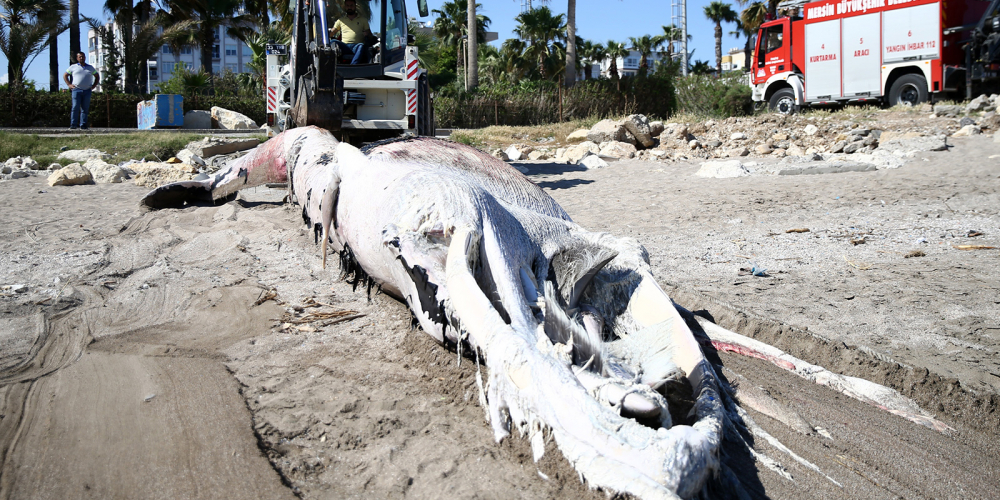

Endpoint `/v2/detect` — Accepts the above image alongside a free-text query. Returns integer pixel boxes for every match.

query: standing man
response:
[329,0,372,65]
[64,51,100,130]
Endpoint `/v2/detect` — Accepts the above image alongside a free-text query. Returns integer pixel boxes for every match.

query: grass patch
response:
[449,117,603,149]
[0,132,267,166]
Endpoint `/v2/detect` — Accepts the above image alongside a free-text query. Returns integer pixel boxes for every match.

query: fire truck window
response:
[766,26,784,54]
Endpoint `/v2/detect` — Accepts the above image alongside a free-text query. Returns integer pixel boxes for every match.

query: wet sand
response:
[0,133,998,499]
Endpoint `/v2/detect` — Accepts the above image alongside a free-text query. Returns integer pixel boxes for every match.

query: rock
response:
[183,110,213,129]
[554,148,566,160]
[598,141,637,159]
[649,121,664,138]
[4,157,21,168]
[8,171,29,179]
[727,147,750,157]
[185,137,260,158]
[862,135,879,147]
[527,150,549,161]
[176,149,206,166]
[688,140,702,150]
[579,155,609,169]
[622,114,655,148]
[648,150,667,158]
[787,144,806,156]
[491,149,509,161]
[843,142,863,154]
[695,160,751,178]
[57,149,109,163]
[130,162,197,188]
[730,132,747,141]
[952,124,982,137]
[47,163,61,171]
[849,128,870,136]
[566,129,589,142]
[505,145,525,161]
[84,159,128,183]
[959,116,976,127]
[0,165,10,174]
[47,163,93,186]
[772,148,787,158]
[211,106,257,129]
[165,157,181,164]
[966,94,991,113]
[878,134,948,154]
[804,124,819,135]
[830,141,847,153]
[704,140,722,148]
[879,131,922,142]
[587,119,629,144]
[772,133,788,141]
[661,123,689,142]
[754,144,773,155]
[563,141,600,164]
[933,104,962,117]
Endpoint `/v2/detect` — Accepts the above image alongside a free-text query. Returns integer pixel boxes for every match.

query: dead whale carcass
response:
[140,127,953,498]
[142,127,725,498]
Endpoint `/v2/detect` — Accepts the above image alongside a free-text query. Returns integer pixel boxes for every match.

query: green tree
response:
[431,0,489,84]
[84,16,122,91]
[740,2,767,70]
[239,21,289,94]
[604,39,627,88]
[690,59,713,75]
[578,39,604,80]
[660,23,690,62]
[162,0,256,76]
[513,6,565,81]
[704,1,738,75]
[628,34,664,75]
[0,0,65,89]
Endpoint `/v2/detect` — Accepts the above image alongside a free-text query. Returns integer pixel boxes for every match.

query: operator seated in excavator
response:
[329,0,374,64]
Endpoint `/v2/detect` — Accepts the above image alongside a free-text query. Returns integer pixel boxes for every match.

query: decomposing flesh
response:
[141,127,951,499]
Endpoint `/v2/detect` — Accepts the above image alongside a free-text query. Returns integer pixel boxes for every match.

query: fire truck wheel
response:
[888,74,928,106]
[768,88,796,115]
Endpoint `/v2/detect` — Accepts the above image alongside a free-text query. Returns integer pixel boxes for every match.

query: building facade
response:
[597,50,670,78]
[721,48,748,72]
[87,22,254,92]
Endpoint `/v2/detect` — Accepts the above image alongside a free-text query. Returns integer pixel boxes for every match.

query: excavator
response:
[265,0,434,143]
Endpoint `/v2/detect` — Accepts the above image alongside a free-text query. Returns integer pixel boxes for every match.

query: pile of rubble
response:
[496,94,1000,171]
[0,137,260,186]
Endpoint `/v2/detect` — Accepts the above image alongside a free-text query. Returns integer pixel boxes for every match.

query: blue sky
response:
[2,0,746,89]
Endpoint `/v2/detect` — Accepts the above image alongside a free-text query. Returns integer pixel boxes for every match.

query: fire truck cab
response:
[750,0,996,113]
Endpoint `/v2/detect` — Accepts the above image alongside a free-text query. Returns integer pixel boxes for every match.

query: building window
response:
[212,44,220,58]
[162,62,174,74]
[149,67,158,80]
[181,46,192,55]
[225,44,237,56]
[162,45,170,54]
[242,45,252,57]
[89,37,97,51]
[226,63,237,73]
[212,63,220,73]
[625,57,637,68]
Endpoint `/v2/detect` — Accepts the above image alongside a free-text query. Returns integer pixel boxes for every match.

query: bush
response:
[0,89,265,128]
[433,73,676,128]
[674,72,753,118]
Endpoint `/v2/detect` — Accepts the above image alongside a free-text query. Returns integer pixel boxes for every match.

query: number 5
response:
[860,37,864,44]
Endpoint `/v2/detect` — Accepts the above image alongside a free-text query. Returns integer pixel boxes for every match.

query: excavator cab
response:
[285,0,432,140]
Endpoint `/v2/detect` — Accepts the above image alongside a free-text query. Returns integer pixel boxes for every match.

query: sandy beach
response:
[1,127,998,499]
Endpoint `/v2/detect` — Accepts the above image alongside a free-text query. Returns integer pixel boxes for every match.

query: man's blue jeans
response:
[334,41,368,65]
[70,88,92,128]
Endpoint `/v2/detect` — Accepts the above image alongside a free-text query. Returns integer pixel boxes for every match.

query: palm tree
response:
[704,1,738,75]
[123,15,194,92]
[498,37,529,81]
[432,0,490,85]
[102,0,134,90]
[1,0,65,89]
[68,0,78,64]
[576,39,601,80]
[564,0,575,86]
[604,39,627,89]
[741,2,767,70]
[467,0,477,89]
[513,6,565,81]
[240,21,289,93]
[162,0,256,76]
[628,34,664,75]
[690,59,713,75]
[43,0,66,91]
[660,23,691,62]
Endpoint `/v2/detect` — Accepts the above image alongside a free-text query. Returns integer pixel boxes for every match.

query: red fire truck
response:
[750,0,1000,113]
